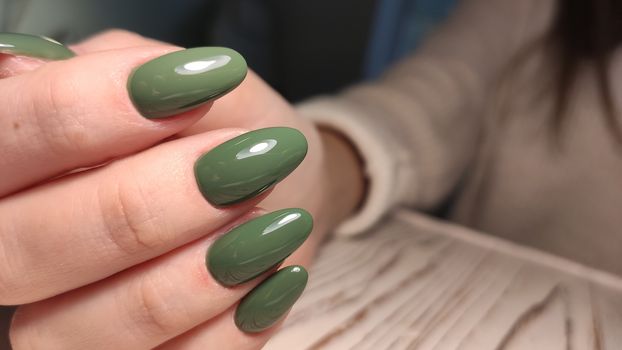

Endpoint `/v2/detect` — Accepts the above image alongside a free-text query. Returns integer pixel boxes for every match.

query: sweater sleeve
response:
[298,0,554,236]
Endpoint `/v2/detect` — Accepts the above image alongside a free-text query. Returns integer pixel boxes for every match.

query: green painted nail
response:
[207,208,313,286]
[0,32,75,60]
[127,47,247,119]
[194,127,308,206]
[235,265,308,333]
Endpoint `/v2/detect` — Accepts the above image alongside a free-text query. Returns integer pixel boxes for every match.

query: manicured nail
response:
[0,32,75,60]
[127,47,247,119]
[194,127,308,206]
[235,265,308,333]
[207,208,313,286]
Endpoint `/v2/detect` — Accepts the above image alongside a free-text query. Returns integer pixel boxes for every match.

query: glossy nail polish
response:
[194,127,308,206]
[127,47,247,119]
[235,265,308,333]
[207,208,313,286]
[0,32,74,60]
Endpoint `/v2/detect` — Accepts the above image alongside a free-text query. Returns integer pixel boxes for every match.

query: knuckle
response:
[96,29,146,43]
[32,72,90,154]
[98,176,168,255]
[130,273,185,335]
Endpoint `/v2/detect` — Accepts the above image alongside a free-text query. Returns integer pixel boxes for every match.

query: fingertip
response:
[0,54,46,78]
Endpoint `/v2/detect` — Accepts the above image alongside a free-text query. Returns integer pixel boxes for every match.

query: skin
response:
[1,29,364,349]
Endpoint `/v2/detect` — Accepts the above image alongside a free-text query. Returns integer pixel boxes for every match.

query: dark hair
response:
[549,0,622,142]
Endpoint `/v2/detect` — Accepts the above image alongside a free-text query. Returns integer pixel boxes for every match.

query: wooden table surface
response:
[264,210,622,350]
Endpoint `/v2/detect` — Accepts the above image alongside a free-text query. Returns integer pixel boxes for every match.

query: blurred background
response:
[0,0,456,102]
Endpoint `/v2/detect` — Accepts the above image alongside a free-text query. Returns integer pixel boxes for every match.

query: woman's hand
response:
[2,30,313,349]
[179,71,366,266]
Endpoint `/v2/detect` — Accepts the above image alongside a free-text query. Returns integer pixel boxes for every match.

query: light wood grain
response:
[265,210,622,350]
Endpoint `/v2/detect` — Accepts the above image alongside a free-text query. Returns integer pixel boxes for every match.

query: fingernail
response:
[0,33,75,60]
[194,127,308,206]
[235,265,308,333]
[207,208,313,286]
[128,47,247,119]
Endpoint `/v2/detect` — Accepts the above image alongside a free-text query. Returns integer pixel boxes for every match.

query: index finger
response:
[0,43,246,197]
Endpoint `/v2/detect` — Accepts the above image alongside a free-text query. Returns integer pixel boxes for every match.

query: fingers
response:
[0,127,308,304]
[0,33,74,60]
[0,43,247,196]
[178,71,293,134]
[0,30,162,79]
[178,70,327,237]
[10,215,309,350]
[9,213,266,350]
[0,55,46,78]
[0,32,74,78]
[156,307,281,350]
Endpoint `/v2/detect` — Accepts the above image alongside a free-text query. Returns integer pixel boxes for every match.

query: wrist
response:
[318,127,366,231]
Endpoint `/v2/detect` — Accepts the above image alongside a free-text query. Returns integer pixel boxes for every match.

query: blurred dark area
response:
[211,0,376,101]
[1,0,376,102]
[1,0,455,102]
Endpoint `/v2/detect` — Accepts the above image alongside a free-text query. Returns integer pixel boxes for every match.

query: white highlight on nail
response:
[40,36,62,45]
[236,139,277,159]
[249,142,270,153]
[174,55,231,75]
[262,213,302,235]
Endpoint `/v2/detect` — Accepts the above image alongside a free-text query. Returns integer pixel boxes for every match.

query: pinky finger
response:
[158,266,308,350]
[156,306,281,350]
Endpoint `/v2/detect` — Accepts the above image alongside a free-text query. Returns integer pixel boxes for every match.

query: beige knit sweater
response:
[299,0,622,276]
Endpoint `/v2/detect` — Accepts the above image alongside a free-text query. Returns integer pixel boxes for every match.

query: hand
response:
[1,30,314,349]
[179,71,366,266]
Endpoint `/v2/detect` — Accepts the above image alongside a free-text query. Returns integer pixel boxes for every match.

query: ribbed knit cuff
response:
[297,97,415,236]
